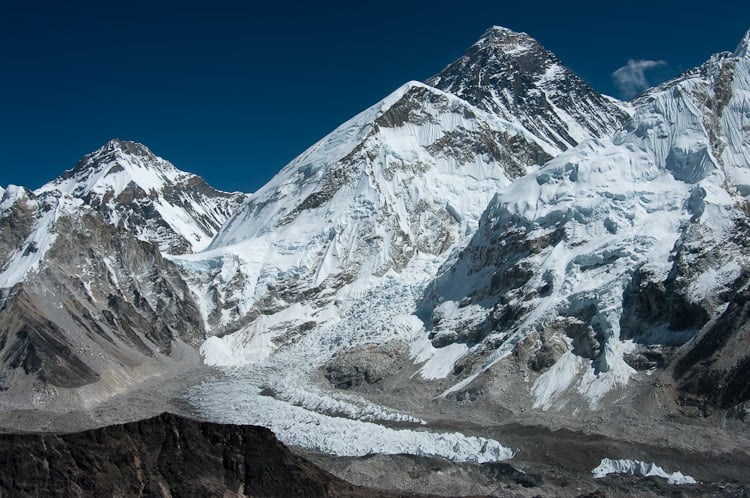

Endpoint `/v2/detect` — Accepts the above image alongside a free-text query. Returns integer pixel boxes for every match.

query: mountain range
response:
[1,25,749,496]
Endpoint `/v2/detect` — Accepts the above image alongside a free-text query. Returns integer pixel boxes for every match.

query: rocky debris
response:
[0,412,426,498]
[479,462,543,488]
[325,342,407,390]
[299,450,549,497]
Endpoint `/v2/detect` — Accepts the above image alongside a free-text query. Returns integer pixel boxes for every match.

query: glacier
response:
[592,458,698,485]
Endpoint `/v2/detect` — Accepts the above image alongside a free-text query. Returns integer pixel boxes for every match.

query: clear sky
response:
[2,1,748,194]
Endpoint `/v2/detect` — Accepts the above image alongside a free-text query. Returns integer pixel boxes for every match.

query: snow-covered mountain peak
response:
[40,139,182,199]
[426,27,628,152]
[475,26,536,54]
[32,139,246,255]
[429,26,553,89]
[734,28,750,58]
[106,137,153,157]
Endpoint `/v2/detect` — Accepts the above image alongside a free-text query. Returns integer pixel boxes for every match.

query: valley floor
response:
[1,263,748,497]
[0,358,748,497]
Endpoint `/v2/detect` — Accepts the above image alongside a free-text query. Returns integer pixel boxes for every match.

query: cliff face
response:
[0,412,418,498]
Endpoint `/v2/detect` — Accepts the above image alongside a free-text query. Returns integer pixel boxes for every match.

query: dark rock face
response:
[427,27,627,151]
[325,343,406,390]
[0,188,36,272]
[421,202,567,349]
[673,279,750,413]
[0,413,415,497]
[1,292,100,389]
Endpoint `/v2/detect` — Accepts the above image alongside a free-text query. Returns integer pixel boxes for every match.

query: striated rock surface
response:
[0,195,205,409]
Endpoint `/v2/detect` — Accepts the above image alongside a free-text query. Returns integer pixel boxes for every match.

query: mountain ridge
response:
[0,412,423,498]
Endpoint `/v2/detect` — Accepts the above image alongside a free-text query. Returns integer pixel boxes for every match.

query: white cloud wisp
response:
[612,59,668,99]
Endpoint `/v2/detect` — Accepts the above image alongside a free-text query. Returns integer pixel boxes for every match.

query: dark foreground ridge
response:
[0,412,425,497]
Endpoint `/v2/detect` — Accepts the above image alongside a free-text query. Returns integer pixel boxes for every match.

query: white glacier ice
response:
[592,458,698,485]
[188,257,515,462]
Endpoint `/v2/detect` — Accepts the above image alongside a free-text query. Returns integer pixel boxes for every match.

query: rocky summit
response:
[1,26,749,497]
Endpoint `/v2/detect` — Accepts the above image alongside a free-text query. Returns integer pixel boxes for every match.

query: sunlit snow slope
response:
[177,81,557,342]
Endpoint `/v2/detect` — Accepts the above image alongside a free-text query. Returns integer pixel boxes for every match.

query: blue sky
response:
[2,1,748,193]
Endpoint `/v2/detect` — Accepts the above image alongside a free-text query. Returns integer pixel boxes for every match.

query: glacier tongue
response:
[192,374,514,463]
[188,255,514,462]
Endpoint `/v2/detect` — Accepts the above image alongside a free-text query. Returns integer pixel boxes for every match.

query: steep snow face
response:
[182,82,553,333]
[420,37,750,410]
[37,139,245,255]
[427,26,629,152]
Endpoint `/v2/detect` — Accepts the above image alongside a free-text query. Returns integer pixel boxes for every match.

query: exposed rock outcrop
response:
[0,413,422,497]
